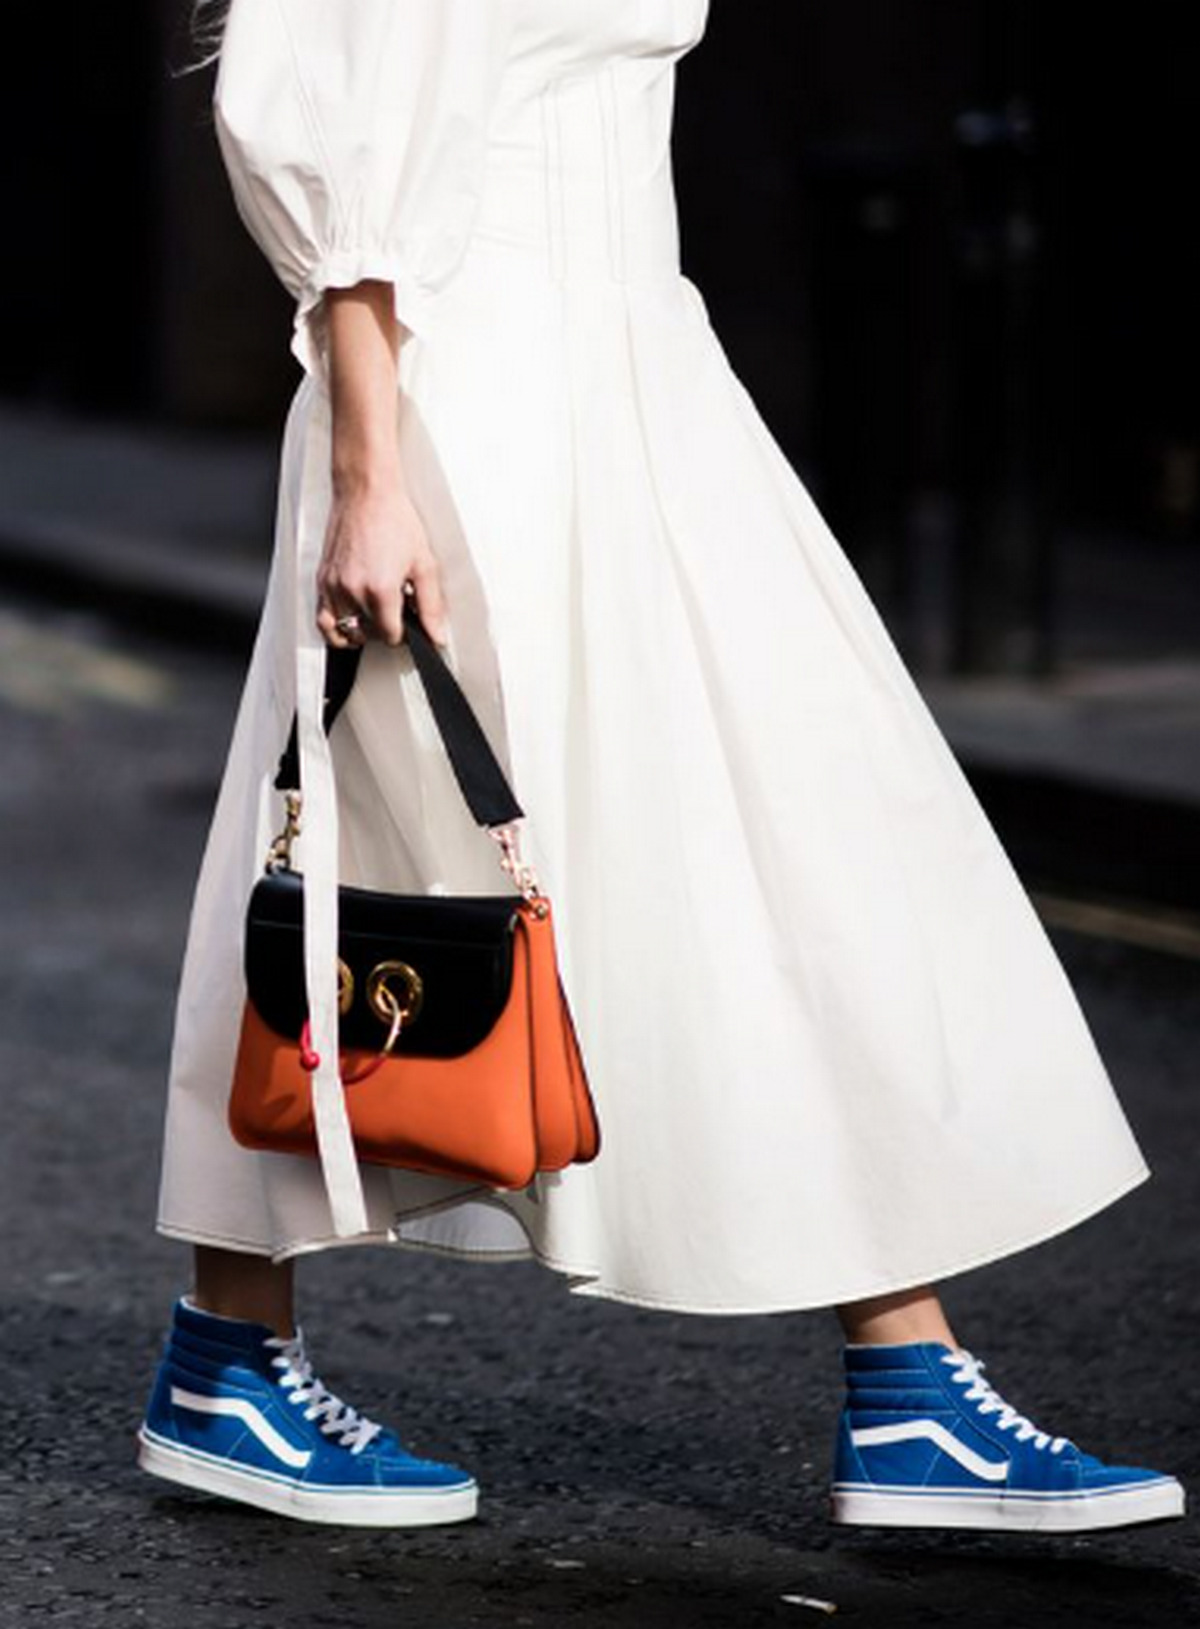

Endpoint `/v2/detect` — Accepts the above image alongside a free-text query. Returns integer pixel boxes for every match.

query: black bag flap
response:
[244,868,521,1057]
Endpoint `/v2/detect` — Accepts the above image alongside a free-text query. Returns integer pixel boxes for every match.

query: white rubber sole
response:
[137,1426,479,1528]
[831,1477,1186,1534]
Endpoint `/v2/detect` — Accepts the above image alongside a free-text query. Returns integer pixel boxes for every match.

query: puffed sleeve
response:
[212,0,513,380]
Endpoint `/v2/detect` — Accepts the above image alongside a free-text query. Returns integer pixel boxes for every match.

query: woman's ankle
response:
[834,1283,958,1349]
[192,1245,297,1339]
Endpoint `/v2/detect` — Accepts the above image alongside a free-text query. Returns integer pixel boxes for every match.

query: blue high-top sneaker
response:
[831,1342,1185,1533]
[137,1298,477,1526]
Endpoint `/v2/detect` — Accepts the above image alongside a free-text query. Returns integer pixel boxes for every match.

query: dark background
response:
[5,0,1198,678]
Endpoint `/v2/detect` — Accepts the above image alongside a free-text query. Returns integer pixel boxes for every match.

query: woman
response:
[139,0,1185,1532]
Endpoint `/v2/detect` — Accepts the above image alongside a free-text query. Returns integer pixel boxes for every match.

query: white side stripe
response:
[851,1419,1010,1483]
[170,1386,312,1470]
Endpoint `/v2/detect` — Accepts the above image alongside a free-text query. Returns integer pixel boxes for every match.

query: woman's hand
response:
[317,278,448,651]
[316,469,447,649]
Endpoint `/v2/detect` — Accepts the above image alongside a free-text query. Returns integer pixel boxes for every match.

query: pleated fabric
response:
[156,0,1150,1313]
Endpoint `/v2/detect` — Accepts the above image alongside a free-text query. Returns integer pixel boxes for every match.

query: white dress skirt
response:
[156,0,1150,1313]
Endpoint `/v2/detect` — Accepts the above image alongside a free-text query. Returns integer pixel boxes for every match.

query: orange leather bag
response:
[228,599,600,1191]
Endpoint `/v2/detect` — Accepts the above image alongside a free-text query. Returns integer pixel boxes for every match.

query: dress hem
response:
[154,1156,1151,1318]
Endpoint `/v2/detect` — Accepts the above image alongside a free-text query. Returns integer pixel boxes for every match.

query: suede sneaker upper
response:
[137,1298,477,1527]
[830,1340,1185,1533]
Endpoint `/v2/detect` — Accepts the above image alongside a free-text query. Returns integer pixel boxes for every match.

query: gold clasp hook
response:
[266,789,303,873]
[488,822,549,918]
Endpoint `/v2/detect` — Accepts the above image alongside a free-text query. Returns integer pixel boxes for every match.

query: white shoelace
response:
[264,1329,383,1455]
[942,1348,1069,1453]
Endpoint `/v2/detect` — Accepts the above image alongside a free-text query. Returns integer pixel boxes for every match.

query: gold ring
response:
[367,960,424,1029]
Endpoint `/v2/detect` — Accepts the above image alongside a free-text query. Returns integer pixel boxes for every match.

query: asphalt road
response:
[1,594,1197,1628]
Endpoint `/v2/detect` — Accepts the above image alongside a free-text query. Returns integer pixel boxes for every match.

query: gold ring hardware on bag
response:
[338,960,425,1086]
[367,960,424,1029]
[337,958,354,1016]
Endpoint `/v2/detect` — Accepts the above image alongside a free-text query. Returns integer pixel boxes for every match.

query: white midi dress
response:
[156,0,1151,1314]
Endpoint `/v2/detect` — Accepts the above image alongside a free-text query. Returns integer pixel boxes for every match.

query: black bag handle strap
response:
[274,595,524,830]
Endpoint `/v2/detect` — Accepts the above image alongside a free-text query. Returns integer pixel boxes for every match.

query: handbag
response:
[228,594,600,1192]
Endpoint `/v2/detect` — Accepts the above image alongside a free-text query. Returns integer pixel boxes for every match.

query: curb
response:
[958,761,1200,920]
[0,521,265,654]
[3,527,1197,924]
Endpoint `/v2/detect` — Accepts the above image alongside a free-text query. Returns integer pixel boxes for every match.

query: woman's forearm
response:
[316,281,447,649]
[325,281,407,496]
